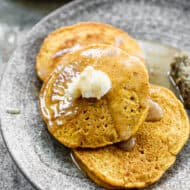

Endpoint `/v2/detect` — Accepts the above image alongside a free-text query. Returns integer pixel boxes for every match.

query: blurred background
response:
[0,1,70,189]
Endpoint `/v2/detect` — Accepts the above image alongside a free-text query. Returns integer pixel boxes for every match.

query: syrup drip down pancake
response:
[39,44,149,148]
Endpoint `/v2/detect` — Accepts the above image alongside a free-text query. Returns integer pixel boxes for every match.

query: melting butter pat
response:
[66,66,112,99]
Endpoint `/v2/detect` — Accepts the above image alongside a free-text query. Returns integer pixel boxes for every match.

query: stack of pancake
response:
[37,22,189,189]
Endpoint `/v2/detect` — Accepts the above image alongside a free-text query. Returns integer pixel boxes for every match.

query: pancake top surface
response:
[36,22,144,81]
[74,85,190,188]
[39,44,149,148]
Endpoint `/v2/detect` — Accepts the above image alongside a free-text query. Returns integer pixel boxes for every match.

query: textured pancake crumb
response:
[36,22,144,81]
[39,44,149,148]
[73,85,190,189]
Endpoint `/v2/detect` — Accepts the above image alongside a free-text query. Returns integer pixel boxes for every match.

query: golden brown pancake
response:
[39,44,149,148]
[36,22,144,81]
[73,85,190,189]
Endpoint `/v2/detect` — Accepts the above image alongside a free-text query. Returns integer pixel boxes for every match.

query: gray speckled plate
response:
[1,0,190,189]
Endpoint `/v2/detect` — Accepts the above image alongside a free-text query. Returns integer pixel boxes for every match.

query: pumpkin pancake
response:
[36,22,144,81]
[39,44,149,148]
[73,85,190,189]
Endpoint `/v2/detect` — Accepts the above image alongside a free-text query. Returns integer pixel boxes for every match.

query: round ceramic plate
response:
[1,0,190,189]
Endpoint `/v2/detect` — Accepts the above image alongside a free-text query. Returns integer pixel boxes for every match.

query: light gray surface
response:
[0,0,190,190]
